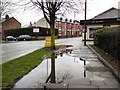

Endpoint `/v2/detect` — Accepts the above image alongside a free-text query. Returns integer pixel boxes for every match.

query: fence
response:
[4,27,58,37]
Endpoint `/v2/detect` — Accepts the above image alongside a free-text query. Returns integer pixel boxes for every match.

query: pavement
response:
[13,40,120,89]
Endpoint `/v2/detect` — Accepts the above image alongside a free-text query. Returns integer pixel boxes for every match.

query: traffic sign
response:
[45,37,51,47]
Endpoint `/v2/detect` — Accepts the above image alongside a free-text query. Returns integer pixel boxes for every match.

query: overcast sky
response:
[11,0,120,26]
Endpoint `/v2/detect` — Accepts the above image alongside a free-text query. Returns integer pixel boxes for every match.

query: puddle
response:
[14,47,116,88]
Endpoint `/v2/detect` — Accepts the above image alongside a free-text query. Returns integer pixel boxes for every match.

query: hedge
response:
[94,26,120,60]
[4,27,58,37]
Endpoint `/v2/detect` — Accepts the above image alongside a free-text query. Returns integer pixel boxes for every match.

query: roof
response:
[92,7,119,20]
[80,18,120,25]
[3,17,21,25]
[80,7,120,25]
[35,17,50,28]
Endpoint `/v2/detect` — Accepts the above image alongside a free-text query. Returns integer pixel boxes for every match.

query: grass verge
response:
[2,45,61,89]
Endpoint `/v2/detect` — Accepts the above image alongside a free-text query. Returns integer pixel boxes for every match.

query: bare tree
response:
[29,0,83,83]
[29,0,83,50]
[0,0,17,20]
[19,0,83,83]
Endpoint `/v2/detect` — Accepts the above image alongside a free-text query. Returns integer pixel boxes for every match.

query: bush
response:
[94,26,120,60]
[4,27,58,37]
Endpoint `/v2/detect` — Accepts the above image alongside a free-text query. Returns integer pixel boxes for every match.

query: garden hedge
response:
[4,27,58,37]
[94,26,120,60]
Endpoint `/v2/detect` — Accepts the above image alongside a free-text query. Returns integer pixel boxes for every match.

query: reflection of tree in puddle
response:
[56,71,73,83]
[45,46,74,84]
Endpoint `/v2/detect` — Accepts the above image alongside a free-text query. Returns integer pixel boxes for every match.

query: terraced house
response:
[56,18,82,38]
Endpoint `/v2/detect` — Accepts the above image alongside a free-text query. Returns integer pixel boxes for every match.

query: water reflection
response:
[44,51,85,83]
[44,47,109,84]
[14,46,113,88]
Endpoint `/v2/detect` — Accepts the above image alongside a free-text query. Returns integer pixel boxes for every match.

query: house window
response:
[89,27,102,38]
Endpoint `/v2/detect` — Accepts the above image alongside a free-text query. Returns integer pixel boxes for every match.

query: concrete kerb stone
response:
[87,45,120,82]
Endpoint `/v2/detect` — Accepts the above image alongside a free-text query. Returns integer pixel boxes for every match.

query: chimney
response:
[5,14,9,20]
[30,22,32,27]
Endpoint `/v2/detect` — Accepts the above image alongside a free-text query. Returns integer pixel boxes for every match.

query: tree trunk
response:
[50,19,56,50]
[50,15,56,83]
[50,52,56,83]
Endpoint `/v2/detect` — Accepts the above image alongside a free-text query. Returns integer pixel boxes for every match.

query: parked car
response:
[6,36,16,41]
[17,35,32,41]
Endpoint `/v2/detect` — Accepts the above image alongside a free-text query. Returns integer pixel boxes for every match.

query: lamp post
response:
[60,17,62,38]
[70,19,72,37]
[84,0,87,46]
[65,18,68,37]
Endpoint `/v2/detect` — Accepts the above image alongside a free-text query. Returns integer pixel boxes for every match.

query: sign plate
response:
[45,37,51,47]
[33,28,39,32]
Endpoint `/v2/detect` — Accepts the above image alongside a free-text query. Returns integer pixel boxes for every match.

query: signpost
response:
[33,28,39,40]
[45,37,51,47]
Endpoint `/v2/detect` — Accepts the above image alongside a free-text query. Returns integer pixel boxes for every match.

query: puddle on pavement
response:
[42,52,108,83]
[14,47,113,88]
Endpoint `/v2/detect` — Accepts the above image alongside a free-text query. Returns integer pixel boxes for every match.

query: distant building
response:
[31,17,82,38]
[56,19,82,37]
[80,7,120,40]
[2,15,21,40]
[35,17,50,28]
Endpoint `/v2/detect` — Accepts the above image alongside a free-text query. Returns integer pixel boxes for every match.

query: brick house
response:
[2,15,21,40]
[56,19,82,38]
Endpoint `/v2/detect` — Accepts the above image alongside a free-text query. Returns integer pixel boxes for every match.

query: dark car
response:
[17,35,32,41]
[6,36,16,41]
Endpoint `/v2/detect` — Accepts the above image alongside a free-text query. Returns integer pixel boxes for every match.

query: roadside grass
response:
[2,45,61,89]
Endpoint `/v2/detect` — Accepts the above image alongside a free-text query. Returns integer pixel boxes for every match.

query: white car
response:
[6,36,16,41]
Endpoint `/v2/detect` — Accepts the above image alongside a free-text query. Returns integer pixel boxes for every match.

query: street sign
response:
[33,28,39,32]
[45,37,51,47]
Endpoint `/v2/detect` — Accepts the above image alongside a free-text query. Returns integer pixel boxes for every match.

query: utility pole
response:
[0,1,1,20]
[84,0,87,46]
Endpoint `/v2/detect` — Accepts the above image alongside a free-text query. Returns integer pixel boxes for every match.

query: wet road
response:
[2,41,45,64]
[1,37,82,64]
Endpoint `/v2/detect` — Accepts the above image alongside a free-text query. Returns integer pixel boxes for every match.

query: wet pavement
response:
[13,39,119,89]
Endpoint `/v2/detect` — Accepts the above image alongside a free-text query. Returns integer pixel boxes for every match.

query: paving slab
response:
[92,72,104,76]
[90,80,106,86]
[85,67,108,72]
[104,78,119,86]
[86,71,94,78]
[68,84,98,89]
[63,78,91,85]
[100,71,115,78]
[98,85,119,89]
[39,83,68,89]
[88,61,105,67]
